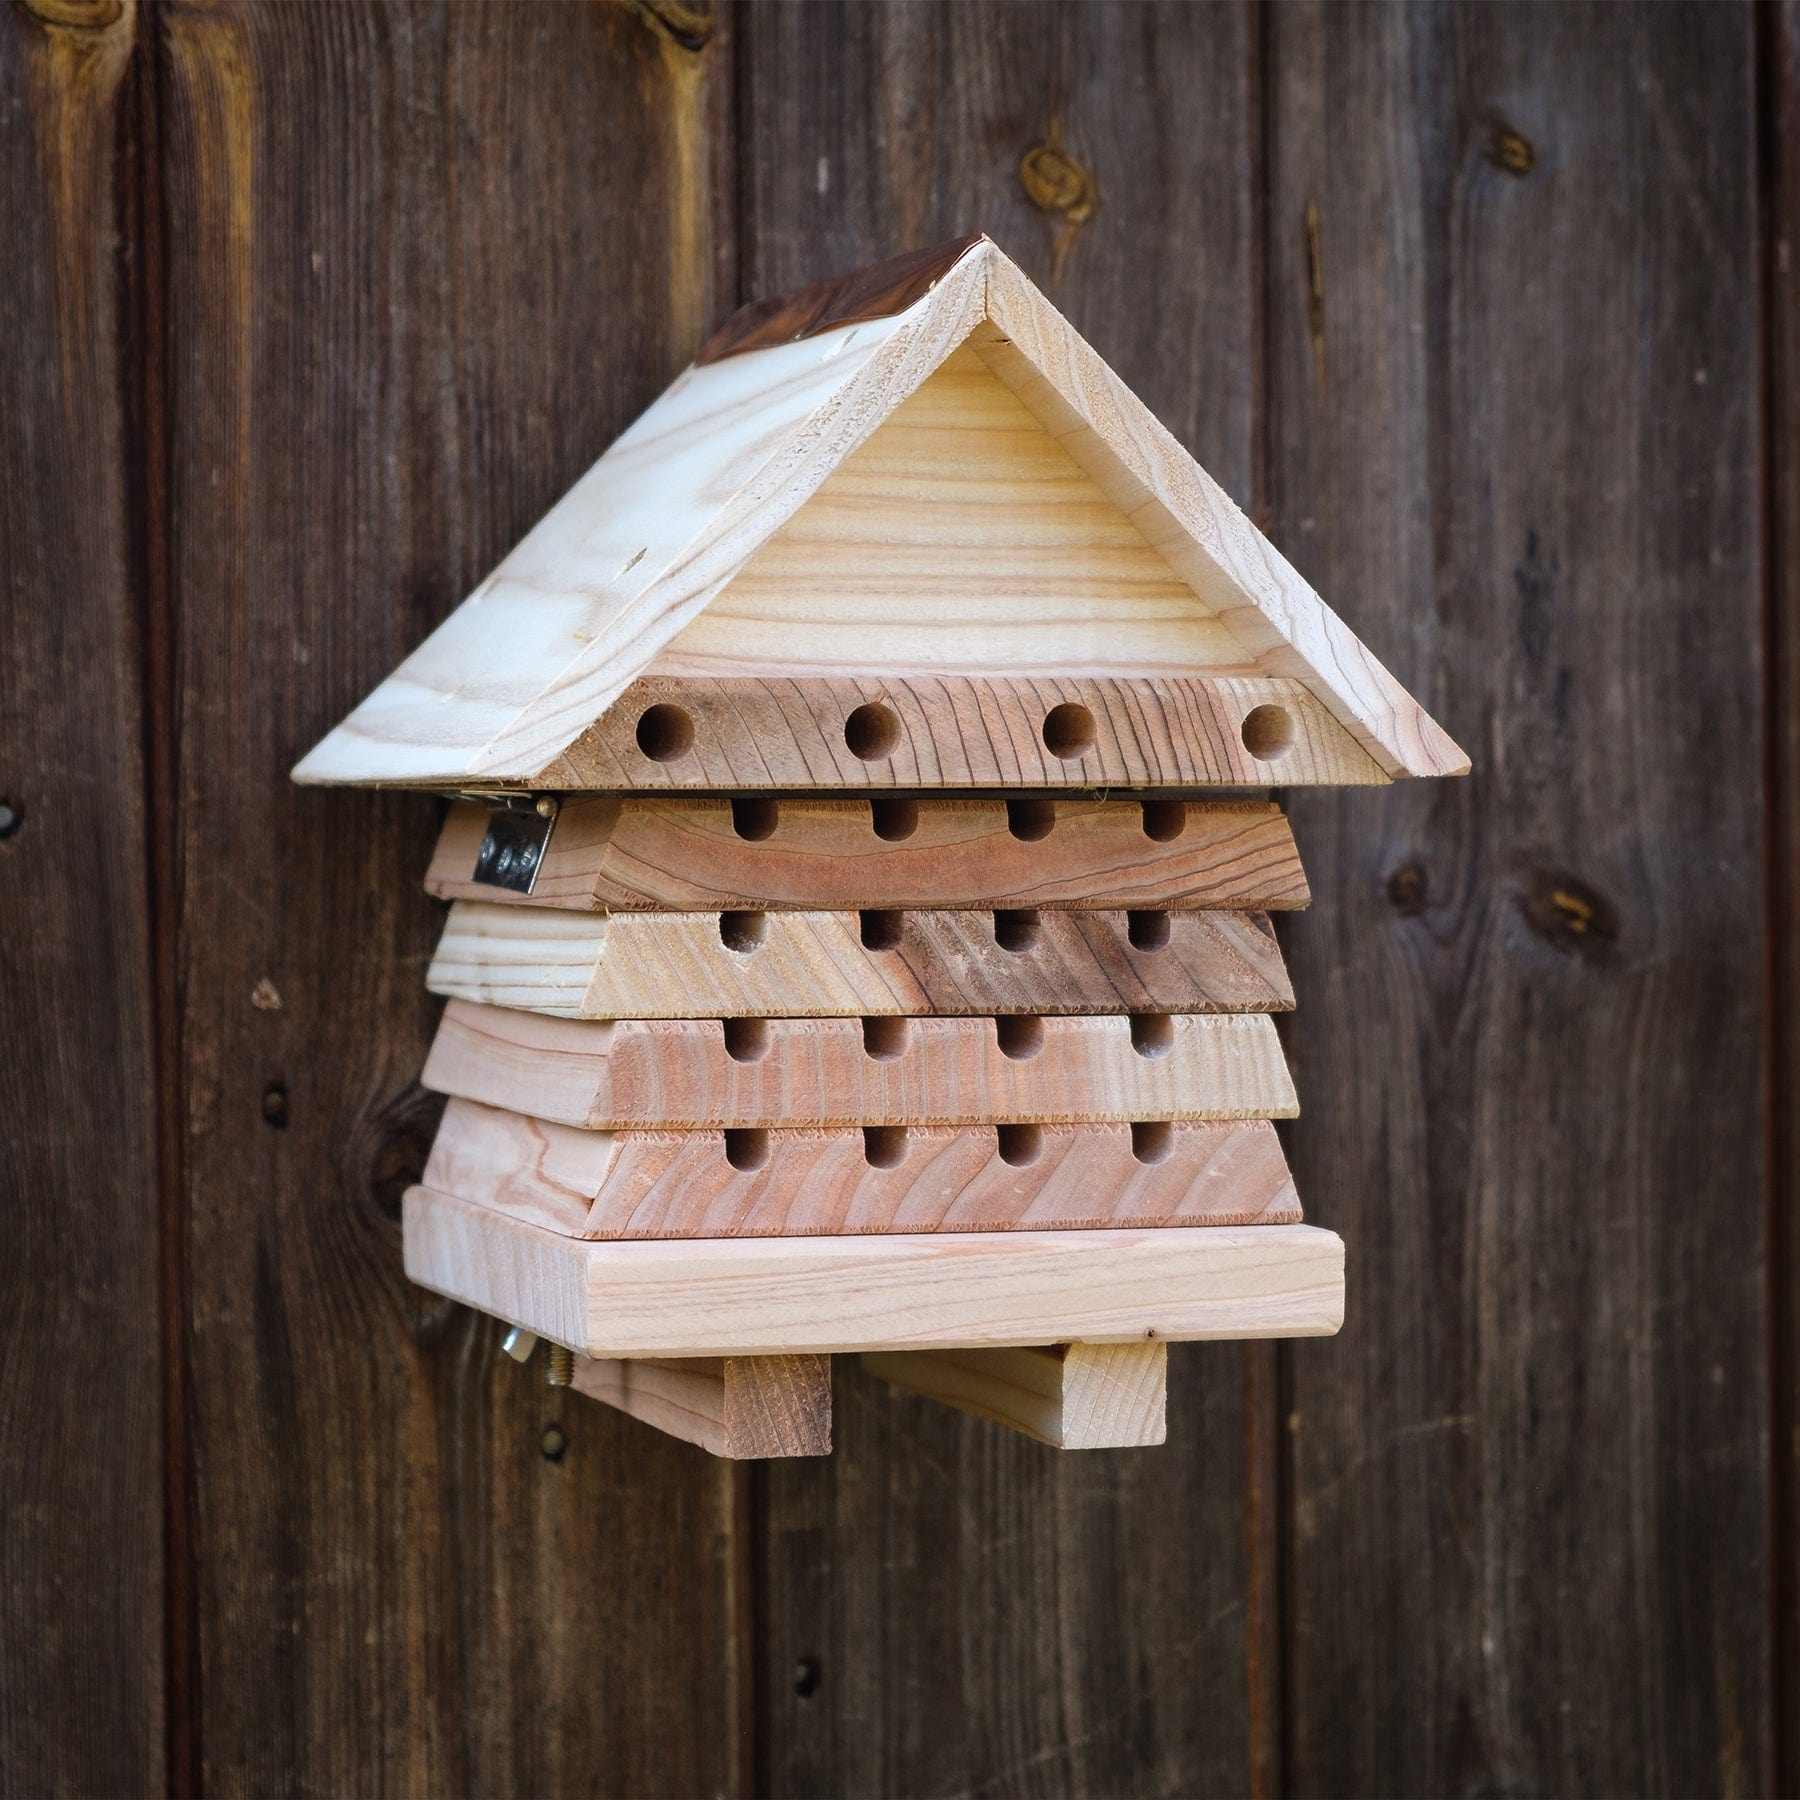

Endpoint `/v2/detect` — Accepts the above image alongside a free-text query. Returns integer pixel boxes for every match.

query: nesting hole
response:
[731,797,779,841]
[1241,704,1296,762]
[995,1016,1045,1060]
[1007,799,1056,842]
[870,798,919,842]
[724,1128,770,1172]
[635,703,694,762]
[862,1016,909,1061]
[719,910,768,953]
[994,909,1041,952]
[1042,702,1096,759]
[863,1126,908,1169]
[1131,1121,1175,1164]
[997,1123,1043,1167]
[845,702,900,761]
[1141,800,1186,842]
[861,909,905,951]
[723,1017,771,1063]
[1128,909,1172,951]
[1130,1014,1175,1058]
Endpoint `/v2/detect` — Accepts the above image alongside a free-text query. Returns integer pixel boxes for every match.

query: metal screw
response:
[545,1343,573,1387]
[501,1326,538,1363]
[534,795,559,819]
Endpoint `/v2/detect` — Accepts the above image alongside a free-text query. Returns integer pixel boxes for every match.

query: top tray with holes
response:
[429,795,1310,912]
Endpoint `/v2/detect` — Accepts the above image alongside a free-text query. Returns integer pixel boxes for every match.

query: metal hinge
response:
[447,792,560,895]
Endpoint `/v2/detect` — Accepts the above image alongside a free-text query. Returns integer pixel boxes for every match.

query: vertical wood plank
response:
[1766,4,1800,1786]
[151,3,739,1788]
[1269,5,1771,1793]
[0,4,167,1790]
[736,6,1263,1792]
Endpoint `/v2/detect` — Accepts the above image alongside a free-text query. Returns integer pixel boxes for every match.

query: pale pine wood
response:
[294,237,1462,788]
[647,342,1258,678]
[402,1185,1347,1356]
[421,1098,1301,1237]
[426,902,1293,1017]
[861,1342,1167,1448]
[421,1002,1298,1129]
[571,1354,832,1459]
[427,796,1311,911]
[542,673,1387,789]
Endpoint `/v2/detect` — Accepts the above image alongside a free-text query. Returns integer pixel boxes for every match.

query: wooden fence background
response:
[3,1,1794,1793]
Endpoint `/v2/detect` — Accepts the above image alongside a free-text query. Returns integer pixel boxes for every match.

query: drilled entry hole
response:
[863,1126,908,1169]
[1042,702,1096,759]
[724,1128,770,1172]
[994,909,1041,952]
[845,702,900,761]
[997,1123,1042,1167]
[723,1017,771,1063]
[635,703,694,762]
[1128,909,1171,951]
[861,909,904,951]
[1131,1121,1175,1164]
[1130,1014,1175,1058]
[1006,799,1055,842]
[870,798,919,842]
[720,910,768,953]
[862,1016,908,1060]
[1241,704,1296,762]
[995,1015,1045,1060]
[1141,800,1186,842]
[732,797,779,840]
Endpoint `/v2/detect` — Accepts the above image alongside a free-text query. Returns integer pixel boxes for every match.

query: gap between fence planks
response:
[422,1002,1298,1128]
[544,674,1385,790]
[427,902,1293,1018]
[571,1353,832,1458]
[422,1099,1301,1238]
[427,795,1311,912]
[862,1342,1168,1448]
[402,1185,1346,1356]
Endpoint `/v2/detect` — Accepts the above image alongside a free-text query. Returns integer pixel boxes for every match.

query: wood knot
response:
[1020,139,1097,224]
[1385,863,1429,917]
[1484,122,1537,177]
[1515,867,1618,960]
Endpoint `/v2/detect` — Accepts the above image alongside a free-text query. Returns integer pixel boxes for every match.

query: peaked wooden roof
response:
[295,235,1466,787]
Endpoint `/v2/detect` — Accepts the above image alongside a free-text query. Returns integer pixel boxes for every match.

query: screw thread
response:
[545,1343,573,1387]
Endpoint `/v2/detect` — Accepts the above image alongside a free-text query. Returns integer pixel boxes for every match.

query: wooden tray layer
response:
[422,1001,1298,1129]
[428,902,1292,1018]
[403,1186,1346,1356]
[428,795,1310,912]
[539,674,1388,789]
[423,1099,1301,1239]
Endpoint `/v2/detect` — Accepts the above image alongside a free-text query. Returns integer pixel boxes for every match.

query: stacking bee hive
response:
[297,235,1465,1459]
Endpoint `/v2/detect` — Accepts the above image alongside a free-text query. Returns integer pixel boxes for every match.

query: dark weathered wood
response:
[1269,6,1771,1794]
[735,5,1264,1793]
[152,3,740,1789]
[0,5,167,1791]
[1768,4,1800,1785]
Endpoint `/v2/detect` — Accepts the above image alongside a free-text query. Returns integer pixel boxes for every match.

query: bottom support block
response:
[404,1185,1344,1356]
[862,1342,1167,1448]
[572,1354,831,1458]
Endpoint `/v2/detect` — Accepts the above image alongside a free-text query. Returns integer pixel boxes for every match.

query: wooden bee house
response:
[296,234,1466,1459]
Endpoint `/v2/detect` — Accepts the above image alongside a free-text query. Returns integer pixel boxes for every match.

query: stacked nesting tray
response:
[404,786,1342,1454]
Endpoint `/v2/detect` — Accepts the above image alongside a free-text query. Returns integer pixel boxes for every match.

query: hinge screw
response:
[545,1343,573,1387]
[534,795,559,819]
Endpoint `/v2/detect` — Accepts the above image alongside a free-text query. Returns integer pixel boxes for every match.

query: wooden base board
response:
[422,1001,1298,1129]
[427,795,1310,912]
[428,901,1292,1018]
[423,1099,1301,1238]
[571,1353,831,1458]
[539,674,1389,789]
[862,1342,1167,1448]
[403,1185,1346,1356]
